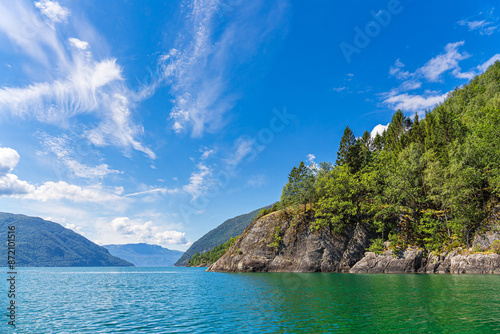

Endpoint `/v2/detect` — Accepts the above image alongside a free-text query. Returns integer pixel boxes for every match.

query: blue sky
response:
[0,0,499,250]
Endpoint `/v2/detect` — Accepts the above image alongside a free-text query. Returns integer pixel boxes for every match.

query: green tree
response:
[336,126,363,173]
[281,161,315,208]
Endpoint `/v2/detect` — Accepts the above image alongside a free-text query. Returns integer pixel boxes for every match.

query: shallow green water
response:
[1,267,499,333]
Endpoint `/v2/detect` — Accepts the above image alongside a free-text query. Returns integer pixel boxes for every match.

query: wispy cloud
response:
[418,41,471,82]
[38,132,121,179]
[157,0,290,136]
[0,0,155,159]
[225,137,255,167]
[125,188,179,197]
[183,163,212,200]
[382,91,448,113]
[382,42,500,113]
[458,8,498,36]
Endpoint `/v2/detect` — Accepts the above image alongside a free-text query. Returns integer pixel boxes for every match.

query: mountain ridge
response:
[104,243,183,267]
[0,212,133,267]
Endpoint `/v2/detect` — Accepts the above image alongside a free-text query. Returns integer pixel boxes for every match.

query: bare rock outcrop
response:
[207,211,372,273]
[350,250,500,274]
[208,207,500,274]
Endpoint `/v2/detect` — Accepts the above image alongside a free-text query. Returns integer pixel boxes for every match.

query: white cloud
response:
[34,0,70,23]
[382,43,500,113]
[307,153,316,163]
[183,163,212,200]
[0,146,123,202]
[125,188,179,197]
[68,37,89,51]
[370,124,389,138]
[0,147,20,174]
[200,147,216,160]
[39,133,121,179]
[458,18,498,36]
[65,223,82,234]
[477,54,500,72]
[22,181,122,202]
[109,217,188,246]
[0,174,35,196]
[86,93,156,159]
[226,138,255,167]
[418,41,470,82]
[0,1,155,159]
[383,92,448,113]
[157,0,290,136]
[332,86,346,92]
[389,59,411,80]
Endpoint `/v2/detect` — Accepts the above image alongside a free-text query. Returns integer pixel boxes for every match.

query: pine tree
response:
[336,126,362,173]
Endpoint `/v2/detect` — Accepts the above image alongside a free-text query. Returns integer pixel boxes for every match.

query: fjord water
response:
[1,267,499,333]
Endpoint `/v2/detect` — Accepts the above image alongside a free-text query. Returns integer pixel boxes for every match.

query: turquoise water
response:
[1,267,499,333]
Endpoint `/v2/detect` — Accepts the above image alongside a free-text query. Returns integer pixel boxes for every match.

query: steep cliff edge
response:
[207,210,373,272]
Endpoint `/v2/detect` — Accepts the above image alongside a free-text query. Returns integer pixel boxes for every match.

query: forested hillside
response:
[278,61,500,253]
[0,213,133,267]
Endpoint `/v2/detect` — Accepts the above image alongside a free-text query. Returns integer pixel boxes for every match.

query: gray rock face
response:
[473,204,500,250]
[350,250,500,274]
[350,250,425,274]
[207,211,372,273]
[208,208,500,274]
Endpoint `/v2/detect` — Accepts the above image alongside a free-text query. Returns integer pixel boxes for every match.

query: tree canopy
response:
[280,61,500,251]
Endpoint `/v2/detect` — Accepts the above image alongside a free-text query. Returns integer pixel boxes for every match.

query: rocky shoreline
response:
[350,250,500,274]
[207,210,500,274]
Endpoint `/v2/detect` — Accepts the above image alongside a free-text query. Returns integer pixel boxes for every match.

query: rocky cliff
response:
[208,208,500,274]
[207,210,373,272]
[350,250,500,274]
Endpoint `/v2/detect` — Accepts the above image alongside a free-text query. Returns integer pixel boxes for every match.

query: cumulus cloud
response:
[0,147,33,195]
[0,174,35,196]
[110,217,188,246]
[370,124,389,138]
[0,146,123,202]
[0,147,20,174]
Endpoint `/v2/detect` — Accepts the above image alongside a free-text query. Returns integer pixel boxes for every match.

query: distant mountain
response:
[103,243,183,267]
[0,212,133,267]
[174,205,270,266]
